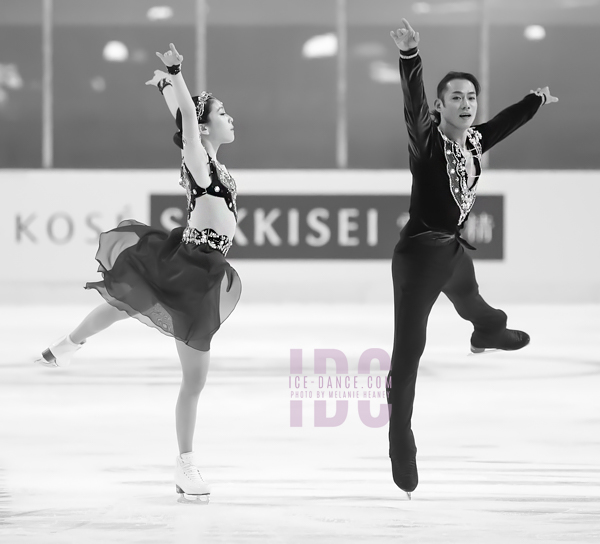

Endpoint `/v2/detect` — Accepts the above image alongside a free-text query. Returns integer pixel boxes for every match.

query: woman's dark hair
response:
[173,95,217,149]
[430,71,481,125]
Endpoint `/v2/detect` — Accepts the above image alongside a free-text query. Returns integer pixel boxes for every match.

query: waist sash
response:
[182,226,233,256]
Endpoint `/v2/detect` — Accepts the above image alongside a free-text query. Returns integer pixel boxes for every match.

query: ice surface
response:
[1,302,599,543]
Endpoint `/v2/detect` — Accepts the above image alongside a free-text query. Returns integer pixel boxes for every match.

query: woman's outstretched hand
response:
[530,86,559,105]
[390,19,420,51]
[145,69,170,87]
[156,43,183,68]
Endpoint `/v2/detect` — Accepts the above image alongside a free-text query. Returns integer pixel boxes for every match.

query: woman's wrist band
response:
[167,64,181,75]
[157,78,172,94]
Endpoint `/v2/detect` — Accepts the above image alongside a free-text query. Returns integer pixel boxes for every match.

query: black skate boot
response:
[391,456,418,499]
[470,328,530,354]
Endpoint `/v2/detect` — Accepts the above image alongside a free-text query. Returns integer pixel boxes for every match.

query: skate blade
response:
[406,492,412,500]
[469,345,499,355]
[176,486,210,504]
[34,349,59,367]
[176,493,210,504]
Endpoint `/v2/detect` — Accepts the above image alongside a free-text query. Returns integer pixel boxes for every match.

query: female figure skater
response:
[35,43,242,503]
[387,19,557,498]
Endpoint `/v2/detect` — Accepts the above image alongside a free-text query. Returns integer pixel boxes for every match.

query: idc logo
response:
[289,348,391,428]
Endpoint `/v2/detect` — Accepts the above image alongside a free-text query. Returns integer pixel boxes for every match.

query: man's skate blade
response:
[469,343,530,355]
[406,492,412,500]
[469,345,499,355]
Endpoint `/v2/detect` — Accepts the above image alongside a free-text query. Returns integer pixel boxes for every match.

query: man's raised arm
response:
[391,19,431,161]
[477,86,558,154]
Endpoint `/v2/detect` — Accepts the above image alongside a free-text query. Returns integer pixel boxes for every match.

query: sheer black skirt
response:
[84,219,241,352]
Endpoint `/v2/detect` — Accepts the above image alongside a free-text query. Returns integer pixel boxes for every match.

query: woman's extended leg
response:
[36,302,131,367]
[69,302,131,344]
[174,339,210,454]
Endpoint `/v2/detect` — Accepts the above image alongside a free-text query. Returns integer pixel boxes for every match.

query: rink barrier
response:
[1,169,598,303]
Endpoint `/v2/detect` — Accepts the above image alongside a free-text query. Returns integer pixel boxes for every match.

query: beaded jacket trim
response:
[438,127,483,226]
[181,226,233,256]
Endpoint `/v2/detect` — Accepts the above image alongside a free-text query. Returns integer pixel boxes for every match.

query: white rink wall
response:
[1,169,598,304]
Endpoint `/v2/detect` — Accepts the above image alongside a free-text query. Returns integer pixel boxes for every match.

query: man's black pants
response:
[387,231,507,461]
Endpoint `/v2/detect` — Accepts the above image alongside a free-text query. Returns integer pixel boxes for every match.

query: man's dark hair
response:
[431,71,481,125]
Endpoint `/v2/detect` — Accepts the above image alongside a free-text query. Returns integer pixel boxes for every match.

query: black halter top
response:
[179,155,238,221]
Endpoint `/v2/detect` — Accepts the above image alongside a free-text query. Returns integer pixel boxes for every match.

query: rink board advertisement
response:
[1,169,599,303]
[150,194,504,260]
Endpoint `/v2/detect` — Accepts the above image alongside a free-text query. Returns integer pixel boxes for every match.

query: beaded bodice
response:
[179,156,238,221]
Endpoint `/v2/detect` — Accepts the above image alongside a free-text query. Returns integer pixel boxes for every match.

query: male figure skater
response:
[387,19,558,498]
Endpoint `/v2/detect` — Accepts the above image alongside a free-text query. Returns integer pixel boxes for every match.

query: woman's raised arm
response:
[156,43,210,188]
[145,69,178,119]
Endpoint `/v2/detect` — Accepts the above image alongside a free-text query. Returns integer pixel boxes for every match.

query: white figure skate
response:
[175,452,210,504]
[34,335,85,367]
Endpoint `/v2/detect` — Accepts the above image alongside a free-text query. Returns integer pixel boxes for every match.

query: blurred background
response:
[0,0,598,169]
[1,0,599,304]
